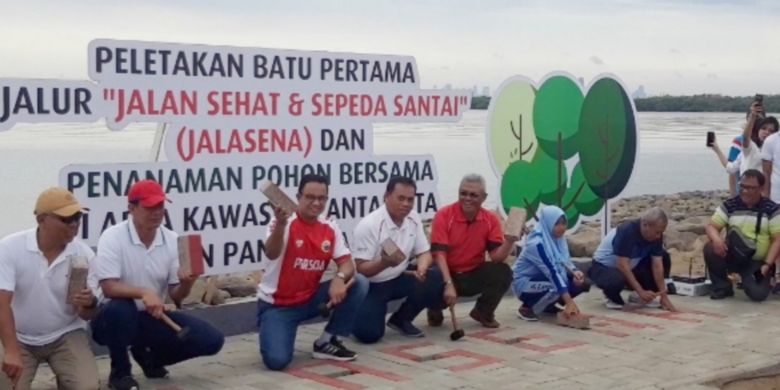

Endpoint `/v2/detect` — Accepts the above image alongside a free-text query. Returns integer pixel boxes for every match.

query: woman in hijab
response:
[512,206,589,321]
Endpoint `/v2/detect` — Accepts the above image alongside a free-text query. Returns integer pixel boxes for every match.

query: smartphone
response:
[706,131,715,147]
[755,94,764,104]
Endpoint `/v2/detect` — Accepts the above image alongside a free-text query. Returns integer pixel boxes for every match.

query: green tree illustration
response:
[488,80,537,174]
[501,159,542,218]
[577,77,637,199]
[533,76,583,205]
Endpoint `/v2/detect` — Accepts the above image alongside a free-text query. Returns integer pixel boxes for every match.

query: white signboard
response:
[1,39,471,276]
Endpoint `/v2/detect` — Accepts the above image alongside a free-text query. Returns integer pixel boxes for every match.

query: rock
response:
[665,231,699,252]
[567,226,601,258]
[210,289,231,305]
[182,278,207,306]
[216,276,257,298]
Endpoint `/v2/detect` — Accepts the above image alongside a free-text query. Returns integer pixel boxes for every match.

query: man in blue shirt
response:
[588,207,677,311]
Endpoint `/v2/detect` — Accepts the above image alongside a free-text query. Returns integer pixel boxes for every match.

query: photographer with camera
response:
[709,97,776,190]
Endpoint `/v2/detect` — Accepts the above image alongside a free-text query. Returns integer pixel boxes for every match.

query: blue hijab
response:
[527,206,571,266]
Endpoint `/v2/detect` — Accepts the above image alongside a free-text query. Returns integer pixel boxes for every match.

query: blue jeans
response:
[513,274,588,314]
[91,299,224,378]
[256,274,369,371]
[353,268,445,344]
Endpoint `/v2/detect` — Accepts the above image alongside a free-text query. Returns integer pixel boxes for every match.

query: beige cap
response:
[34,187,89,217]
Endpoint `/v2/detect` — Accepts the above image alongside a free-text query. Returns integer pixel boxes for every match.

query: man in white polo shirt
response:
[91,180,224,390]
[0,187,100,390]
[352,176,444,343]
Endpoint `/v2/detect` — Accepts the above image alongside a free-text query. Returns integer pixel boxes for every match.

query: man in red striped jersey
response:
[257,174,368,371]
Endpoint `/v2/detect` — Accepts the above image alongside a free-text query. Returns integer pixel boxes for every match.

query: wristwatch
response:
[336,271,347,281]
[443,279,453,286]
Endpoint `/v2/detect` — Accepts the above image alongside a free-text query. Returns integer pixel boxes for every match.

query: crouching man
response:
[0,187,100,390]
[91,180,224,390]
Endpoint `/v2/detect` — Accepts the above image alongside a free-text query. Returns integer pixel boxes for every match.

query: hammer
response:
[449,305,464,341]
[160,312,191,340]
[317,277,356,318]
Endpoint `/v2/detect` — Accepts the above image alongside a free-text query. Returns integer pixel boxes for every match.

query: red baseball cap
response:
[128,180,170,207]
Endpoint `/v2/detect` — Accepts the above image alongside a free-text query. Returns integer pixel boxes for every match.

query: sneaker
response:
[108,374,140,390]
[517,306,539,321]
[312,337,357,361]
[603,298,624,310]
[469,308,500,328]
[427,309,444,327]
[710,289,735,300]
[387,315,424,337]
[131,346,169,379]
[628,292,661,308]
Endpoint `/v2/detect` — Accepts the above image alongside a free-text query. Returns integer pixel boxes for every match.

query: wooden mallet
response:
[449,305,464,341]
[317,277,356,318]
[160,312,191,340]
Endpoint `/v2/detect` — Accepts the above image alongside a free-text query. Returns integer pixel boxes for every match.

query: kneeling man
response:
[258,174,368,371]
[352,176,444,342]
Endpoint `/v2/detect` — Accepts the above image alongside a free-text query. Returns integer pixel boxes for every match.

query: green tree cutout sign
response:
[487,73,636,230]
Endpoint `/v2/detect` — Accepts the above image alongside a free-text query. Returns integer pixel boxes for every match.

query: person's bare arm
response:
[0,291,22,386]
[264,206,290,260]
[616,256,653,302]
[101,279,164,318]
[764,160,773,198]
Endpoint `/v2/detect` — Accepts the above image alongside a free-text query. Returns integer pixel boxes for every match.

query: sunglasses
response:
[302,194,328,203]
[459,190,483,199]
[51,212,82,225]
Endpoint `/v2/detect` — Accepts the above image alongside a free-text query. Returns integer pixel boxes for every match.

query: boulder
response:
[216,276,257,298]
[665,231,699,252]
[182,278,208,306]
[567,226,601,258]
[209,289,231,305]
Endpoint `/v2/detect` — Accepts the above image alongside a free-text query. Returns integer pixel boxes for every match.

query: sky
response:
[1,0,778,96]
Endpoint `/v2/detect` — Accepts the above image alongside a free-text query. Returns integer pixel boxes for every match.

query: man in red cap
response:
[91,180,224,390]
[0,187,100,390]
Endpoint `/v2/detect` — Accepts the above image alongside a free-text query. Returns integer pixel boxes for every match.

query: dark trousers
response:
[703,242,771,302]
[450,262,512,315]
[91,299,224,378]
[588,252,671,305]
[517,274,589,314]
[353,268,446,344]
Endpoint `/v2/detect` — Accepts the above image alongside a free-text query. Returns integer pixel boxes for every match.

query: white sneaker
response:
[604,298,624,310]
[628,292,661,308]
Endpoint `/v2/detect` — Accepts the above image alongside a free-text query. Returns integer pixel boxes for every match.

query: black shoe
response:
[312,337,357,361]
[427,309,444,327]
[131,346,169,379]
[710,289,735,300]
[387,315,424,337]
[517,306,539,321]
[108,374,140,390]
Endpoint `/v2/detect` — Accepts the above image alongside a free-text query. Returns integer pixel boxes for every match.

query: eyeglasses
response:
[740,184,760,192]
[51,213,82,226]
[459,190,482,199]
[302,194,328,203]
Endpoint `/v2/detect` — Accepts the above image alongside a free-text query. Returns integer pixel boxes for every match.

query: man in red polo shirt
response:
[428,174,520,328]
[258,174,368,371]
